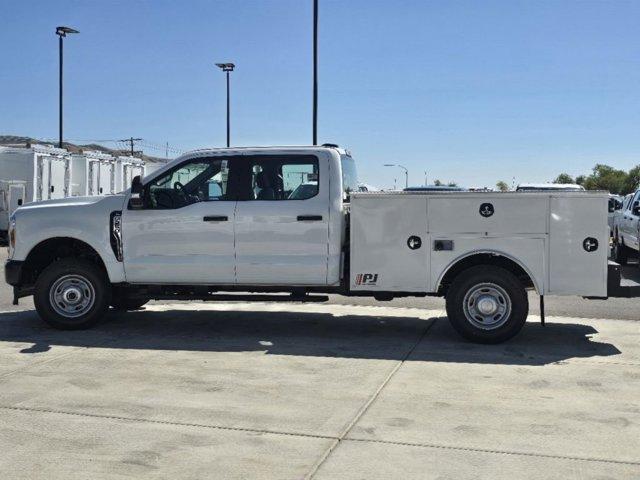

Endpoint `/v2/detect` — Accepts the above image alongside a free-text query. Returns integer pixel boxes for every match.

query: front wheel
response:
[34,258,110,330]
[445,265,528,344]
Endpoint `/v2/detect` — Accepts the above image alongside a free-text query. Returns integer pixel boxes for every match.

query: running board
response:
[146,293,330,303]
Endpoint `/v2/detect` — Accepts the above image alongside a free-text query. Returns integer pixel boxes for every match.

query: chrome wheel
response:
[49,274,96,318]
[462,282,512,330]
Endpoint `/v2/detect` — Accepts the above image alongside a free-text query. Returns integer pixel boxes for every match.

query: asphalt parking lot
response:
[0,264,639,478]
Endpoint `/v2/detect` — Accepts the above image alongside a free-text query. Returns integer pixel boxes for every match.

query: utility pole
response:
[119,137,142,157]
[312,0,318,145]
[424,170,428,186]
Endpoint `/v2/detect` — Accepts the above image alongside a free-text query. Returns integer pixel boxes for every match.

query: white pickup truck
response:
[612,190,640,264]
[5,145,638,343]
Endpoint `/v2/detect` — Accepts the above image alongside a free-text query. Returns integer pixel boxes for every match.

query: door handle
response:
[203,215,228,222]
[297,215,323,221]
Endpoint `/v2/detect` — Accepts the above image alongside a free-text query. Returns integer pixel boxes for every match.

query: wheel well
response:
[438,253,536,295]
[21,237,107,286]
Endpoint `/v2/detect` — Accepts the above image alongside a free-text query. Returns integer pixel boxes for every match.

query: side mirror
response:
[129,175,144,209]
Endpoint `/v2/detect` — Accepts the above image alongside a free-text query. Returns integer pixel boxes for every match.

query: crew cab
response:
[613,190,640,265]
[5,145,638,343]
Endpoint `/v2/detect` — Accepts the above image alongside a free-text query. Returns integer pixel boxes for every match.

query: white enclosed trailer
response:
[0,180,26,241]
[70,151,116,196]
[0,144,71,203]
[114,156,145,193]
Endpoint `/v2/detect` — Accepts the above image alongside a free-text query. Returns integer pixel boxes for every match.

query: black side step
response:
[147,294,330,303]
[605,261,640,298]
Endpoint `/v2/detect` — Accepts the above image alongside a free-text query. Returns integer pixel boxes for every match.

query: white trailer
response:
[70,151,116,196]
[143,160,164,177]
[114,156,145,193]
[0,144,71,204]
[0,180,26,241]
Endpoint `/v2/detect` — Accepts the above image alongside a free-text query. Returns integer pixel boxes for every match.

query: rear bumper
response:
[5,260,23,286]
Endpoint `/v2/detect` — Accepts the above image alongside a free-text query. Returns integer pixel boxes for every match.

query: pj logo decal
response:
[355,273,378,286]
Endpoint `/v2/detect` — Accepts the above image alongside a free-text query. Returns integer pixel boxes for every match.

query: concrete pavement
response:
[0,302,638,479]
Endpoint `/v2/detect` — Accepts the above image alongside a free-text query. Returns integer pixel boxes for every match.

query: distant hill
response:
[0,135,170,165]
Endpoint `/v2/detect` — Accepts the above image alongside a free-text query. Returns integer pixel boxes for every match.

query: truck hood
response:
[16,194,127,212]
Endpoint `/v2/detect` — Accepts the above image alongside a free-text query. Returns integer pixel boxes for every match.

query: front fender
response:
[13,196,127,283]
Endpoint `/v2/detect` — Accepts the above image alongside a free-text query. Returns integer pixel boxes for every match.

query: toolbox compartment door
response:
[350,195,428,291]
[548,196,608,296]
[429,196,548,234]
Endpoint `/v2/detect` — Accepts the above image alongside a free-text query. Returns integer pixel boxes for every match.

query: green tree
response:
[433,179,442,186]
[624,165,640,194]
[496,181,509,192]
[580,164,627,194]
[553,173,575,184]
[447,182,458,187]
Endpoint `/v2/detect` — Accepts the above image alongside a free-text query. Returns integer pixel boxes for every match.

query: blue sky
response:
[1,0,639,189]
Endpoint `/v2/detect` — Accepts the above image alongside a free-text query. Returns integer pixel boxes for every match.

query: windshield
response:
[341,155,358,200]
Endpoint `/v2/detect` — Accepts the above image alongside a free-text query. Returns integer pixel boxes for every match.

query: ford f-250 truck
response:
[5,145,638,343]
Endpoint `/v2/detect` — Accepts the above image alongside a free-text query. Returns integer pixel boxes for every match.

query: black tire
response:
[110,296,148,311]
[445,265,528,344]
[613,236,628,265]
[34,258,110,330]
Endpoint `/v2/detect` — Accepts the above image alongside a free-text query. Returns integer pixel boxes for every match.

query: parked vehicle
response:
[405,185,466,192]
[0,144,71,204]
[516,183,585,192]
[612,191,640,265]
[608,194,624,236]
[5,145,638,343]
[0,180,26,243]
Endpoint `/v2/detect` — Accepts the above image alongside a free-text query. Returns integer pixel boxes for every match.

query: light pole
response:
[312,0,318,145]
[55,26,79,149]
[384,164,409,189]
[215,62,235,147]
[424,170,428,186]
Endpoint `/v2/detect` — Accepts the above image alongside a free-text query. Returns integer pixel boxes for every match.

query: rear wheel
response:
[613,235,628,265]
[445,265,528,344]
[34,258,110,330]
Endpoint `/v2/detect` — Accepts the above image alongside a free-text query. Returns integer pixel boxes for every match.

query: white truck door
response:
[122,156,237,284]
[88,161,100,196]
[234,154,329,285]
[36,155,50,201]
[48,157,67,199]
[98,161,113,195]
[622,192,640,249]
[629,192,640,250]
[9,184,25,213]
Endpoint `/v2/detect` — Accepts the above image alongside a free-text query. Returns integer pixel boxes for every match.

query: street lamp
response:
[312,0,318,145]
[384,164,409,189]
[215,62,235,147]
[55,26,79,149]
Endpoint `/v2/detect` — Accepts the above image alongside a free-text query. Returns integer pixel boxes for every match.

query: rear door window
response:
[240,155,319,201]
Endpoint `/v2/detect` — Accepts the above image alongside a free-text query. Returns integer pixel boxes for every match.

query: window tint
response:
[246,156,319,201]
[341,155,358,200]
[146,158,230,209]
